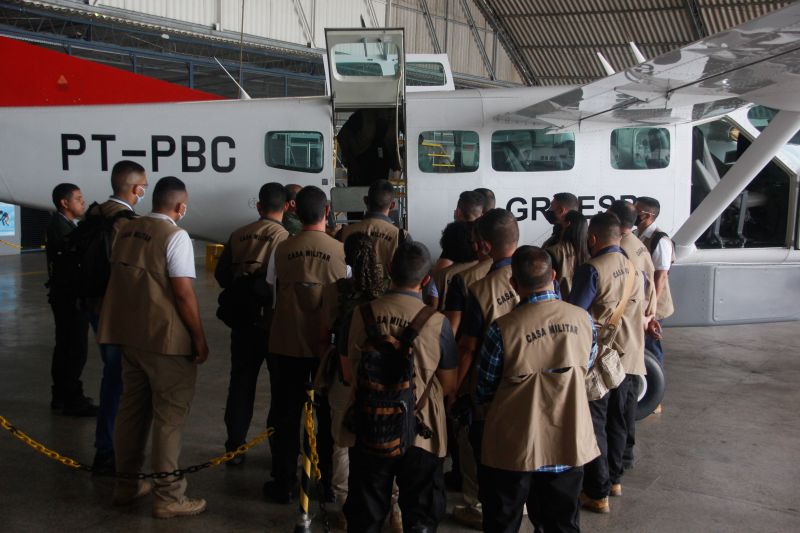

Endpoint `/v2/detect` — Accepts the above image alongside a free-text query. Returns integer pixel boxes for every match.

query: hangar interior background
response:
[0,0,791,250]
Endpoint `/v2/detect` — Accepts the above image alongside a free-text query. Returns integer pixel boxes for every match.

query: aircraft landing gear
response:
[635,350,665,420]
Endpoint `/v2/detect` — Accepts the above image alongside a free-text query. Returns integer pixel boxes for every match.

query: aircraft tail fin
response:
[0,36,223,107]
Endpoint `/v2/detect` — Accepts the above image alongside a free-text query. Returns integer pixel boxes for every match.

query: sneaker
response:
[112,480,153,506]
[653,403,663,414]
[580,492,610,513]
[92,451,115,476]
[262,480,295,504]
[610,483,622,497]
[152,496,207,519]
[452,505,483,530]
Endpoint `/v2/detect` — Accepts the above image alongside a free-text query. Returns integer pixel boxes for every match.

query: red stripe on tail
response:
[0,36,224,106]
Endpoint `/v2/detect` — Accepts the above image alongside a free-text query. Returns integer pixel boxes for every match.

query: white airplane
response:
[2,4,800,340]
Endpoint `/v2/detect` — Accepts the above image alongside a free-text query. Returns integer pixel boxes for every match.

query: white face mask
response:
[178,204,187,221]
[136,185,146,202]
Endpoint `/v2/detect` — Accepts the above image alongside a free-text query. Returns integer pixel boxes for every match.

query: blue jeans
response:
[645,320,665,366]
[88,313,123,456]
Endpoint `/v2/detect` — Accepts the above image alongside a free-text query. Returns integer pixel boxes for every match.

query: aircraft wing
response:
[502,3,800,131]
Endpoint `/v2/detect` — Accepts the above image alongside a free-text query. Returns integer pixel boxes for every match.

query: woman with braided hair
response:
[316,232,401,530]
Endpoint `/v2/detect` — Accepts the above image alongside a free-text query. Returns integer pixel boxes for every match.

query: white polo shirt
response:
[147,213,196,279]
[640,224,673,271]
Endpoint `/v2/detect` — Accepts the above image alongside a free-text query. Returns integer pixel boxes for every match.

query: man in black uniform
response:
[46,183,96,416]
[215,183,289,464]
[541,192,579,248]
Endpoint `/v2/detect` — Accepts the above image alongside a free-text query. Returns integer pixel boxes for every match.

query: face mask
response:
[178,204,187,221]
[635,214,643,226]
[136,186,146,202]
[543,210,558,225]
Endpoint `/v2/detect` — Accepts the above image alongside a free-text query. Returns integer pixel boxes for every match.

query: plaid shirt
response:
[475,290,598,473]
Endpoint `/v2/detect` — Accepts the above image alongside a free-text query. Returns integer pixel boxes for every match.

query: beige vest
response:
[433,260,478,311]
[228,219,288,277]
[620,232,657,318]
[340,216,404,274]
[546,241,577,300]
[482,299,600,471]
[344,292,448,457]
[458,258,492,290]
[586,252,646,375]
[468,263,520,339]
[97,216,192,355]
[269,230,347,358]
[640,228,675,320]
[463,263,519,404]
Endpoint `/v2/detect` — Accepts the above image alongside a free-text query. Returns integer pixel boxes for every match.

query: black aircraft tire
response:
[635,350,665,421]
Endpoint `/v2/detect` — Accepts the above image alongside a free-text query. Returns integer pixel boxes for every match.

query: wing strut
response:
[673,110,800,258]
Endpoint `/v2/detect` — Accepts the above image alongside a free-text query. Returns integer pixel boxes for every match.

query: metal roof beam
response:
[518,42,685,50]
[459,0,494,80]
[418,0,442,54]
[500,6,688,18]
[684,0,708,39]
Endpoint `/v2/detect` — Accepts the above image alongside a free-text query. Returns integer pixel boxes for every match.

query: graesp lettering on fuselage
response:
[506,195,638,221]
[60,133,236,173]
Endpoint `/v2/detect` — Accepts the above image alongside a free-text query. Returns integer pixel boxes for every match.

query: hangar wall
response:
[88,0,524,84]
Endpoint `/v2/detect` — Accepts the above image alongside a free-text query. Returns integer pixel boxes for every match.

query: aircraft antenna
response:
[238,0,247,99]
[214,57,252,100]
[596,52,616,76]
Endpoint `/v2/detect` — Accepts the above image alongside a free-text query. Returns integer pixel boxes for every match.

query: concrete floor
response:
[1,250,799,533]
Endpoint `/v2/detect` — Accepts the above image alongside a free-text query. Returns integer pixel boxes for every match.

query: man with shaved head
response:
[98,176,209,518]
[282,183,303,236]
[85,160,147,474]
[475,246,599,532]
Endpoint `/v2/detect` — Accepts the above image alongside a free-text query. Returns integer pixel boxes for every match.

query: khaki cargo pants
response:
[113,346,197,503]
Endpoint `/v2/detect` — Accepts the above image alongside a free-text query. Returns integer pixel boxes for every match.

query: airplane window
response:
[491,130,575,172]
[418,131,479,173]
[333,41,400,78]
[747,106,800,145]
[406,62,446,86]
[610,127,670,169]
[265,131,324,173]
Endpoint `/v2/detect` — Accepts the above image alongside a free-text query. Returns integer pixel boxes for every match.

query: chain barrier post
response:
[294,382,316,533]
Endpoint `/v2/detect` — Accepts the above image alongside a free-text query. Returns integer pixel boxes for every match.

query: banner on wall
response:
[0,203,16,236]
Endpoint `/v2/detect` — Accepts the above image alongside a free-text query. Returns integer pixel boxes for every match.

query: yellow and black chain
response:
[303,399,322,482]
[0,414,273,479]
[304,393,331,533]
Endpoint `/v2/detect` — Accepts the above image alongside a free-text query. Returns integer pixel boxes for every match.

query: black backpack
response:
[349,302,437,458]
[70,202,135,299]
[216,272,272,329]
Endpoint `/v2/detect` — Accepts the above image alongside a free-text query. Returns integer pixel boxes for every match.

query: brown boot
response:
[580,492,610,513]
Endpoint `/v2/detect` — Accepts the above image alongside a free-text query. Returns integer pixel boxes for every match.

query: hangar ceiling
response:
[474,0,794,86]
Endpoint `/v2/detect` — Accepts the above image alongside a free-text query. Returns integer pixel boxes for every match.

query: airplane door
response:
[325,29,407,226]
[325,28,405,111]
